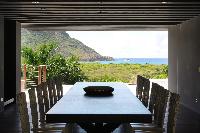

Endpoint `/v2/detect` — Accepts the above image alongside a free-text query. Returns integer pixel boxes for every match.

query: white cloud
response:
[67,31,168,58]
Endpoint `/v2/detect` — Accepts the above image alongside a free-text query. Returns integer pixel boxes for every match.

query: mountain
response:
[21,28,113,61]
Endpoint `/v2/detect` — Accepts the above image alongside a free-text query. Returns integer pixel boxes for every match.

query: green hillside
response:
[21,28,113,61]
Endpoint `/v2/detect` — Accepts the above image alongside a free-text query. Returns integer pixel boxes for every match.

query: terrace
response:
[0,0,200,133]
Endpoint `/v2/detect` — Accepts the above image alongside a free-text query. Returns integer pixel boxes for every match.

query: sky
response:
[67,31,168,58]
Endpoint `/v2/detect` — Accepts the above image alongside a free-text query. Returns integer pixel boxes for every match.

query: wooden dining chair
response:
[35,83,63,122]
[131,87,169,132]
[130,91,180,133]
[17,91,66,133]
[28,87,68,132]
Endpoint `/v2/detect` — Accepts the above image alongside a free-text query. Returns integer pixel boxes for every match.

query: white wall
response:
[169,16,200,114]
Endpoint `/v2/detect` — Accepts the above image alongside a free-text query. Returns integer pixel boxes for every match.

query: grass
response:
[80,63,168,83]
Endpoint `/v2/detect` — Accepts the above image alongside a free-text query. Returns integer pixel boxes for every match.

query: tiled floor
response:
[0,82,199,133]
[1,102,199,133]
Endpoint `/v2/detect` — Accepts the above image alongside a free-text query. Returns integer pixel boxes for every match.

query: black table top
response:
[46,82,152,123]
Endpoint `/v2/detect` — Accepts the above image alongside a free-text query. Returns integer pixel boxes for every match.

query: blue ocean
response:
[95,58,168,65]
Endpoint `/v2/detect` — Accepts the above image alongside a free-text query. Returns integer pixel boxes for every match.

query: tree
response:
[21,43,85,84]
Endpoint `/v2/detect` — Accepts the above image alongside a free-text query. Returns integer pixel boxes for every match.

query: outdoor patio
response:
[0,1,200,133]
[0,80,199,133]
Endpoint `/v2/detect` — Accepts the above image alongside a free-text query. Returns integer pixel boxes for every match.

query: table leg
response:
[78,123,94,132]
[78,122,121,133]
[103,123,121,132]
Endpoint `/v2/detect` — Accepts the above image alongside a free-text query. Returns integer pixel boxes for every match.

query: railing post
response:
[21,64,27,92]
[43,65,47,82]
[23,64,26,81]
[38,66,42,85]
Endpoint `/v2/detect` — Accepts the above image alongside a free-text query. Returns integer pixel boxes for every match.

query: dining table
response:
[46,82,152,133]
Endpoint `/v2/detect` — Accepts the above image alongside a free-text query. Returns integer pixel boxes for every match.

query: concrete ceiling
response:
[0,0,200,30]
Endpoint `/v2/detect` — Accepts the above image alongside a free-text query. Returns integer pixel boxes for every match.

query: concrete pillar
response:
[168,25,181,94]
[16,21,21,94]
[4,19,21,107]
[0,16,4,112]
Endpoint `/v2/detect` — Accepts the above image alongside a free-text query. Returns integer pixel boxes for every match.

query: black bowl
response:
[83,86,114,96]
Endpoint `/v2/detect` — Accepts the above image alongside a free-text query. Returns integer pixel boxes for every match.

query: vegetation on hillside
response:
[80,63,168,83]
[21,43,85,84]
[21,43,168,84]
[21,44,168,84]
[21,28,113,61]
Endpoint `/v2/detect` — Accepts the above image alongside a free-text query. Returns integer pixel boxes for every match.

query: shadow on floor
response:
[0,102,199,133]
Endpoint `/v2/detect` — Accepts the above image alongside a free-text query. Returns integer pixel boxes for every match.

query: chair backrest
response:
[17,92,30,133]
[28,87,39,129]
[141,77,150,107]
[136,75,144,100]
[154,87,169,128]
[55,76,63,100]
[29,82,53,128]
[167,92,180,133]
[148,82,159,113]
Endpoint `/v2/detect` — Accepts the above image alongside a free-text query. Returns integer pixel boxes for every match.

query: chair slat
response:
[153,84,163,122]
[148,83,160,114]
[47,79,54,108]
[28,87,39,129]
[155,87,169,128]
[52,78,58,104]
[142,78,150,107]
[136,75,144,100]
[42,82,50,113]
[55,76,63,100]
[167,92,180,133]
[17,92,30,133]
[36,84,45,123]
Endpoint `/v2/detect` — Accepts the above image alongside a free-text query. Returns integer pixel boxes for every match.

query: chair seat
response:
[130,123,164,132]
[32,124,66,132]
[40,123,67,127]
[32,123,74,133]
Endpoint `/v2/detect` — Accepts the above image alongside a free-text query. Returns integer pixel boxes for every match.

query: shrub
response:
[80,63,168,83]
[21,43,86,84]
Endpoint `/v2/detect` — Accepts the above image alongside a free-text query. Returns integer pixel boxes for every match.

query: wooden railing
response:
[21,64,47,91]
[37,65,47,84]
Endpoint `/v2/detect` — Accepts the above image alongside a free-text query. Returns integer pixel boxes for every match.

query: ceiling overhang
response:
[0,0,200,30]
